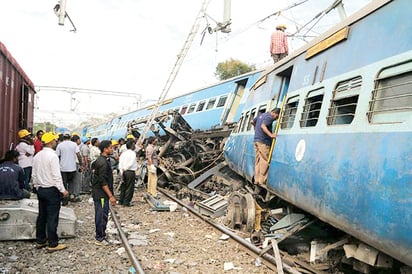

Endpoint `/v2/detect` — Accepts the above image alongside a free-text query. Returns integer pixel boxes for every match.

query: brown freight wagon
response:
[0,41,35,159]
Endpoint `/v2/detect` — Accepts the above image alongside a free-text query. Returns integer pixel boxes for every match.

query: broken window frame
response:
[327,76,362,125]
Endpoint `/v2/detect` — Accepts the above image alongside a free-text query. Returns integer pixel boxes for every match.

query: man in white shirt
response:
[32,132,69,252]
[118,141,137,206]
[56,133,83,204]
[16,129,35,191]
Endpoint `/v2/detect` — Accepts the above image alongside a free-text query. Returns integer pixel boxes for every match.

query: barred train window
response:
[242,111,251,132]
[217,95,227,107]
[206,98,216,110]
[235,116,244,133]
[247,108,256,131]
[368,61,412,123]
[196,101,205,112]
[300,88,324,127]
[187,103,196,114]
[327,76,361,125]
[281,96,299,129]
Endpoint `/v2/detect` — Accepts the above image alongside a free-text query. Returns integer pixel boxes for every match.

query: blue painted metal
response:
[81,71,261,140]
[225,0,412,267]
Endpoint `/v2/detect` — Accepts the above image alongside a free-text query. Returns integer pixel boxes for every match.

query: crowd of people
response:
[0,129,159,251]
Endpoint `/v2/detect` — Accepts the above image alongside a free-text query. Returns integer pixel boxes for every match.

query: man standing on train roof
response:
[16,129,35,191]
[270,24,288,63]
[91,140,116,246]
[253,108,280,187]
[118,140,137,206]
[0,150,31,200]
[32,132,69,252]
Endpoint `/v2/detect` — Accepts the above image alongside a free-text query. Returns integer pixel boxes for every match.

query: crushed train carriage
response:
[224,0,412,270]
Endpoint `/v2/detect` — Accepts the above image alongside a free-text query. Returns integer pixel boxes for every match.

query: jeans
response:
[94,197,109,241]
[23,166,32,191]
[36,187,62,247]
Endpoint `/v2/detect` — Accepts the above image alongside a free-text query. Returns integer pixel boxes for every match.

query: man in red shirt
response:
[270,24,288,63]
[34,130,44,155]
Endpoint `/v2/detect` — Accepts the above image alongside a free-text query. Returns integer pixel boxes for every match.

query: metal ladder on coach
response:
[138,0,210,143]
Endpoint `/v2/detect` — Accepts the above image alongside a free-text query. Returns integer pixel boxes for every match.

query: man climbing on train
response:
[253,108,280,188]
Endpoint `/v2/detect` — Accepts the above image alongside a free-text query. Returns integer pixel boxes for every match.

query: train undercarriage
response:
[129,111,411,274]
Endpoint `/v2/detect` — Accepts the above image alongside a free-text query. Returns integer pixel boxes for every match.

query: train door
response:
[276,66,293,108]
[19,84,30,130]
[220,78,248,124]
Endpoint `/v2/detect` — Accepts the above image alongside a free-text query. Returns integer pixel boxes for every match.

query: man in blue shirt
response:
[253,108,280,186]
[0,150,30,200]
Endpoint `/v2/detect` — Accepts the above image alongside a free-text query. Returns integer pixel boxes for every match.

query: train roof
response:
[253,0,392,87]
[0,41,35,90]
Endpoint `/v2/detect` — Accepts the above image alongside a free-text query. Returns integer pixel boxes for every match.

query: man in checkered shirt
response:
[270,24,288,63]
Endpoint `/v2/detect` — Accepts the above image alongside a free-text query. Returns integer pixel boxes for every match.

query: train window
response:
[235,116,244,133]
[281,96,299,129]
[180,105,188,115]
[327,76,362,125]
[368,62,412,123]
[242,111,251,132]
[300,88,324,127]
[197,101,206,112]
[247,108,257,131]
[206,98,216,110]
[216,96,227,107]
[187,103,196,114]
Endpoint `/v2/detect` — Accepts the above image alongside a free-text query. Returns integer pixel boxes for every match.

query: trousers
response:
[119,170,135,205]
[254,142,270,185]
[36,187,62,247]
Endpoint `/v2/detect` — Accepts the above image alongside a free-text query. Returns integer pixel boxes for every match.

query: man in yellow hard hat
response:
[32,132,69,252]
[270,24,288,63]
[16,129,34,191]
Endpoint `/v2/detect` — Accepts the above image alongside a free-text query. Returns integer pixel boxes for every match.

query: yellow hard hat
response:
[276,24,287,30]
[41,132,58,144]
[72,132,79,136]
[126,134,135,140]
[86,133,91,138]
[111,140,119,146]
[18,129,31,138]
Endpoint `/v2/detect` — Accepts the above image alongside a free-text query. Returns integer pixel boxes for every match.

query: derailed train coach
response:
[224,0,412,270]
[0,41,36,158]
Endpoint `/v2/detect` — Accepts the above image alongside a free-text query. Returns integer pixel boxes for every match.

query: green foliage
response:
[33,122,57,133]
[215,58,256,80]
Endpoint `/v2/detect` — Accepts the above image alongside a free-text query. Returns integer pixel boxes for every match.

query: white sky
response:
[0,0,371,128]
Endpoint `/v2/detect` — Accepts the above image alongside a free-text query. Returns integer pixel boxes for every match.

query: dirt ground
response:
[0,189,273,274]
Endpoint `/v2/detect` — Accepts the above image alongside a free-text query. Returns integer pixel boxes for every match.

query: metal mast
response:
[138,0,210,143]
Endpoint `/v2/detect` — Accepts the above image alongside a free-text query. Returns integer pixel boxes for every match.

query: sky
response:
[0,0,371,128]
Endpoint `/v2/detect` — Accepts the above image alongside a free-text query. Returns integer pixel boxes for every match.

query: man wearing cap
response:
[270,24,288,63]
[32,132,69,252]
[16,129,35,191]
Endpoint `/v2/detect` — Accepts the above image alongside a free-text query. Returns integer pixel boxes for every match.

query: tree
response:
[215,59,256,80]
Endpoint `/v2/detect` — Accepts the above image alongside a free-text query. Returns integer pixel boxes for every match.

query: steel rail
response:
[159,189,303,274]
[109,205,145,274]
